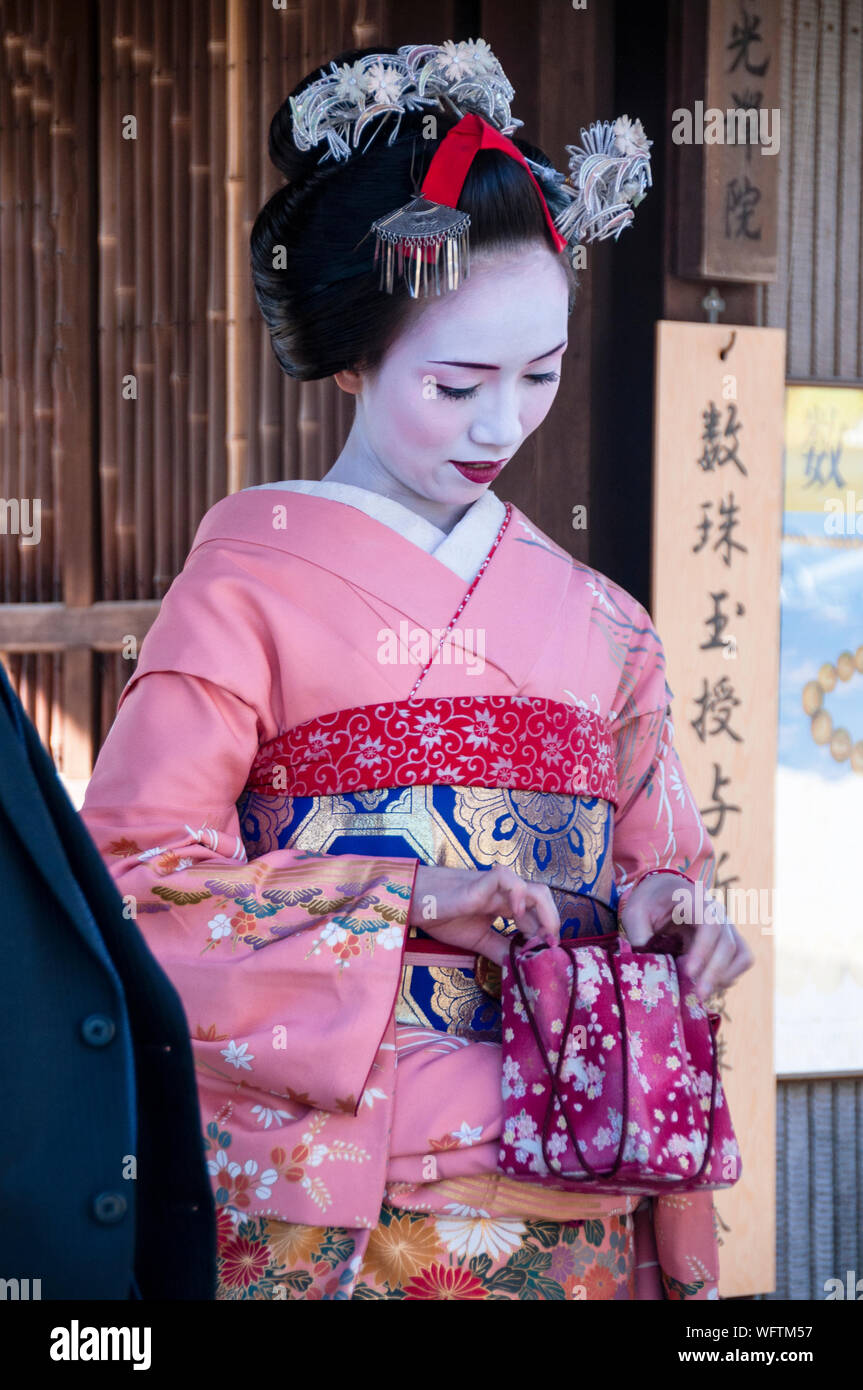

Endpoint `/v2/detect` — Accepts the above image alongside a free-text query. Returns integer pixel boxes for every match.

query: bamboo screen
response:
[0,0,394,777]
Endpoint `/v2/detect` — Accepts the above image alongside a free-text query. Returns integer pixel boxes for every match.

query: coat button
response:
[92,1192,128,1224]
[81,1014,116,1047]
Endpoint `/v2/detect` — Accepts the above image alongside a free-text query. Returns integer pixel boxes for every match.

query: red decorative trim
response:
[409,502,512,697]
[245,695,619,805]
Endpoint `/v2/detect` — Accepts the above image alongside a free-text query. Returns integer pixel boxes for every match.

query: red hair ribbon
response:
[420,111,568,254]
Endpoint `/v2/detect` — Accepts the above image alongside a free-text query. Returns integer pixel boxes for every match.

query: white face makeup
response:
[327,242,570,531]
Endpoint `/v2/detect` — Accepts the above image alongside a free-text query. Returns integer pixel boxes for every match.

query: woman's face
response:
[333,242,570,529]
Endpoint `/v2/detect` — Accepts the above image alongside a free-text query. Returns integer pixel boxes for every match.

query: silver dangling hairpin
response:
[371,197,471,297]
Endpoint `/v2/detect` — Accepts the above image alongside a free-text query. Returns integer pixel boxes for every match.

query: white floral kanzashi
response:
[614,114,651,158]
[333,60,370,104]
[437,39,482,81]
[365,61,403,106]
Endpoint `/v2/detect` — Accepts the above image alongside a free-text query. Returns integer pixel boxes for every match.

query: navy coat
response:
[0,659,216,1299]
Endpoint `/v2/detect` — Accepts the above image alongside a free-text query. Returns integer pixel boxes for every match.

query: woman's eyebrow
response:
[428,338,568,370]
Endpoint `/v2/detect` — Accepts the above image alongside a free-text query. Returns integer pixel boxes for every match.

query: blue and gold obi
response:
[237,695,623,1044]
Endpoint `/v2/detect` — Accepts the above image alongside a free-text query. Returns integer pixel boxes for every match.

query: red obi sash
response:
[245,695,619,806]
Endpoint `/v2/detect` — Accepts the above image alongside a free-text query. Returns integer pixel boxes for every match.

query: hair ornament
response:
[551,115,653,246]
[287,38,652,297]
[289,40,521,165]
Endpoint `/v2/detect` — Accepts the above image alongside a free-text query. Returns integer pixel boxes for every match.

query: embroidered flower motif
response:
[333,933,361,963]
[463,712,498,748]
[219,1233,270,1290]
[208,913,233,940]
[362,1214,444,1288]
[450,1121,483,1146]
[540,733,566,765]
[254,1167,279,1199]
[360,1087,387,1109]
[207,1147,241,1181]
[250,1105,292,1129]
[437,762,464,779]
[221,1040,255,1071]
[403,1263,487,1300]
[230,911,259,939]
[320,920,350,945]
[354,736,384,768]
[266,1222,325,1269]
[503,1058,526,1103]
[435,1214,526,1261]
[512,1108,538,1142]
[303,731,331,761]
[583,1263,619,1300]
[414,713,444,747]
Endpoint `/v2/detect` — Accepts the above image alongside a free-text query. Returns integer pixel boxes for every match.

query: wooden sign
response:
[674,0,781,281]
[652,320,786,1296]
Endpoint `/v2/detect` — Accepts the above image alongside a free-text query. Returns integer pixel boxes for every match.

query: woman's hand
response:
[619,872,754,1000]
[408,864,561,966]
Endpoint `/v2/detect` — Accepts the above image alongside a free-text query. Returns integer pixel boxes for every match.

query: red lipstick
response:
[449,459,507,483]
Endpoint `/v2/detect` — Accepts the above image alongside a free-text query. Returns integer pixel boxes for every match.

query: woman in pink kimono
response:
[81,40,753,1300]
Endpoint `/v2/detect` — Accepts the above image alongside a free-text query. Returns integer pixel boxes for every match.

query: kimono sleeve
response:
[80,553,419,1120]
[610,608,717,914]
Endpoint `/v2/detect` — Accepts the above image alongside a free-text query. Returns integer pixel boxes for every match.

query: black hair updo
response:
[250,46,577,383]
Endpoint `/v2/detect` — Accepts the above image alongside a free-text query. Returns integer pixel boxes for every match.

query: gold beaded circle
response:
[802,646,863,772]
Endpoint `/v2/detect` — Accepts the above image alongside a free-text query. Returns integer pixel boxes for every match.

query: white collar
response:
[247,478,506,583]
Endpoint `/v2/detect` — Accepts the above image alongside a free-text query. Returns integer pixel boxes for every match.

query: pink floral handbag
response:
[498,901,742,1197]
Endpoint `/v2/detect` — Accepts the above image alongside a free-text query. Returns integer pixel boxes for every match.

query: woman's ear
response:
[334,367,363,395]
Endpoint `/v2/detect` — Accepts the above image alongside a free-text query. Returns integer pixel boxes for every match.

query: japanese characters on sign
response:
[674,0,780,280]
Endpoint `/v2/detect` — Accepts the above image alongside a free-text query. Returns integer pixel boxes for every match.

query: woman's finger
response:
[695,921,739,997]
[504,877,527,922]
[709,929,754,990]
[524,883,560,941]
[679,916,723,983]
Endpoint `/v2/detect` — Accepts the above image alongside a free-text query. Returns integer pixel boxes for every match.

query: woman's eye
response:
[435,372,559,402]
[435,383,479,401]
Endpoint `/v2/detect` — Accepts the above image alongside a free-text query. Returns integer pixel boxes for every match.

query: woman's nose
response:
[468,390,523,453]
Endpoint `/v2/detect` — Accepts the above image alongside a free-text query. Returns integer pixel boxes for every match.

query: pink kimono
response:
[81,483,720,1300]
